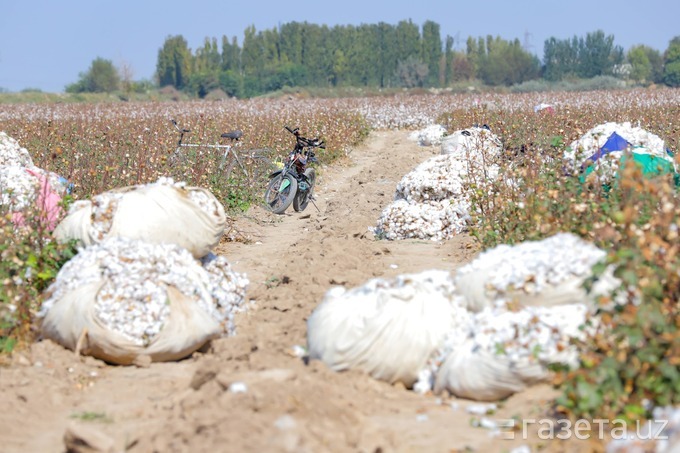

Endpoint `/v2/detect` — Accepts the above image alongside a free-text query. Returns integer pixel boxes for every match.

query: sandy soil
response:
[0,130,588,453]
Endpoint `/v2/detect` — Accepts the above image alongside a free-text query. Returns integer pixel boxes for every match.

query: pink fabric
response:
[11,168,63,231]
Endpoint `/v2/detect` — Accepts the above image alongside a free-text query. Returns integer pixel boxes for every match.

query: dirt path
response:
[1,130,565,453]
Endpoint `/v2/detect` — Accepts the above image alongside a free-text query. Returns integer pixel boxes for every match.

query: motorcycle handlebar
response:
[285,126,325,149]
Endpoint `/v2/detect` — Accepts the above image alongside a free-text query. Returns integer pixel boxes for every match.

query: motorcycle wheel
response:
[293,168,316,212]
[264,173,298,214]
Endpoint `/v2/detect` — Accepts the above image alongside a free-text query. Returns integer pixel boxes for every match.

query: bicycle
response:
[169,119,275,189]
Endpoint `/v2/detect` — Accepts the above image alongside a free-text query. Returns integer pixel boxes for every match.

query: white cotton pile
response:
[0,165,40,210]
[0,133,69,216]
[200,253,250,327]
[375,199,471,241]
[375,127,500,241]
[39,237,248,346]
[454,232,607,308]
[416,233,607,398]
[408,124,448,147]
[0,132,33,167]
[565,121,672,173]
[396,154,500,203]
[308,233,613,400]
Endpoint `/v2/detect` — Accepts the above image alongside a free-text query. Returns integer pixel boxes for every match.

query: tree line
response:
[66,20,680,96]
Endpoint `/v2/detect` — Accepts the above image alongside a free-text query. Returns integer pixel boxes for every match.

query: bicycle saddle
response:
[221,130,243,140]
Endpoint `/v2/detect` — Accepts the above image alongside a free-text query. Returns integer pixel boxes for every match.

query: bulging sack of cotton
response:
[54,178,226,259]
[440,127,502,160]
[454,233,608,312]
[374,198,470,241]
[564,122,673,175]
[408,124,447,147]
[307,270,468,387]
[0,132,33,167]
[39,238,248,365]
[433,303,590,401]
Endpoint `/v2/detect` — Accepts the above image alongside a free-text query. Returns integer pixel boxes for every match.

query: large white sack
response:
[433,303,590,401]
[454,233,608,311]
[39,237,248,365]
[0,132,33,167]
[54,178,226,259]
[440,126,502,159]
[408,124,447,147]
[307,270,468,387]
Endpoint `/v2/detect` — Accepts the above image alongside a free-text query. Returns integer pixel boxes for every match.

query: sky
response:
[0,0,678,93]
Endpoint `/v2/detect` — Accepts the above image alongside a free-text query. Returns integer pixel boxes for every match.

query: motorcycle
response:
[264,126,325,214]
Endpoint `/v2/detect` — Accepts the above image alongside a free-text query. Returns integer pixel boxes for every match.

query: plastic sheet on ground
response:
[564,122,674,179]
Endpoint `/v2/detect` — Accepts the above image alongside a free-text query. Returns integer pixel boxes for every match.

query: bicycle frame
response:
[171,119,247,176]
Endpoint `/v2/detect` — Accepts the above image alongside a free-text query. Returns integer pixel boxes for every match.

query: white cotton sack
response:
[440,127,502,160]
[408,124,448,147]
[54,178,226,259]
[433,303,590,401]
[307,270,467,387]
[454,232,607,311]
[39,237,248,365]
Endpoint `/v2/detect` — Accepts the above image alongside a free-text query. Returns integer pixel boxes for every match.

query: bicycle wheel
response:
[264,173,297,214]
[293,167,316,212]
[246,158,272,188]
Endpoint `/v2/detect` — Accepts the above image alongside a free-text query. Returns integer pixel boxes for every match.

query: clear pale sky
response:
[0,0,677,93]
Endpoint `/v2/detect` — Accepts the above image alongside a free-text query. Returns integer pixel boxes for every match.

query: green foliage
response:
[421,20,443,86]
[65,57,120,93]
[543,30,623,81]
[395,56,429,88]
[156,35,193,89]
[663,36,680,87]
[1,205,78,353]
[510,75,624,93]
[476,36,540,86]
[627,45,663,84]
